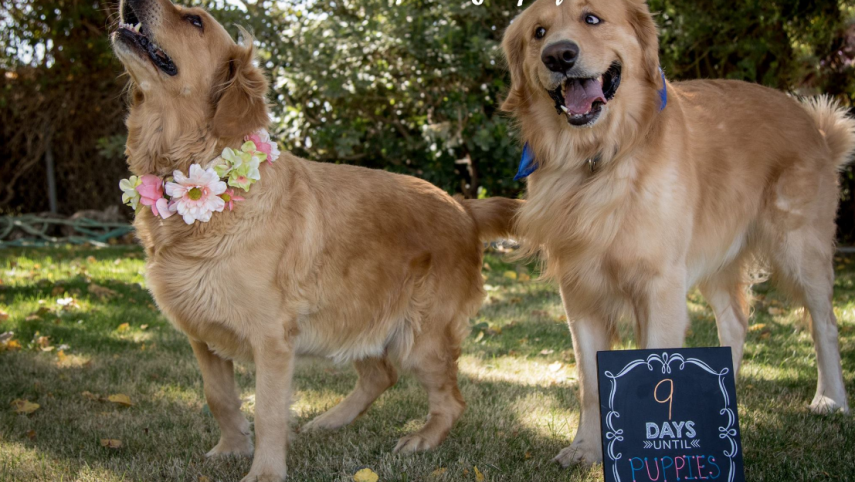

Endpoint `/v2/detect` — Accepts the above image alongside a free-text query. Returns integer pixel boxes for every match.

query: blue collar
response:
[514,68,668,181]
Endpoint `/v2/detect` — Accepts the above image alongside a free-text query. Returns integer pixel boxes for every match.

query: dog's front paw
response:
[301,411,350,432]
[553,441,602,468]
[393,433,440,453]
[206,436,254,458]
[809,395,850,415]
[239,473,286,482]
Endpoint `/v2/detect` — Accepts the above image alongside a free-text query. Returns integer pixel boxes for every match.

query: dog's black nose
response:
[541,41,579,73]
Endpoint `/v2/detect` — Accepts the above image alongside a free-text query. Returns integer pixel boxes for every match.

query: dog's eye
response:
[184,14,203,29]
[585,14,602,26]
[534,27,546,39]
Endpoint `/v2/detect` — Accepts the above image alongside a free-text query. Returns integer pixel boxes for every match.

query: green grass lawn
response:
[0,246,853,481]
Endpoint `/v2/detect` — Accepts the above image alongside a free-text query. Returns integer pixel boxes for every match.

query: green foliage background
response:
[1,0,854,227]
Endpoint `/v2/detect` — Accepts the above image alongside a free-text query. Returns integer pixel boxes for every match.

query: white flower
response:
[119,176,142,210]
[164,164,227,224]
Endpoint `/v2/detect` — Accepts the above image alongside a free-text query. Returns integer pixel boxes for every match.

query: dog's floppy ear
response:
[626,0,660,85]
[212,31,269,139]
[501,15,528,112]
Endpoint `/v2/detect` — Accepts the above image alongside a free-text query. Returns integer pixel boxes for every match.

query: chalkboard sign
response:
[597,347,745,482]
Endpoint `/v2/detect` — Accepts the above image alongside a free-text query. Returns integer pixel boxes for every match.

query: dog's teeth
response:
[133,23,141,32]
[597,75,603,84]
[560,105,569,114]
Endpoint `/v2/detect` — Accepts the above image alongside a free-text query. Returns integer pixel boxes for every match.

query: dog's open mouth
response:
[116,4,177,76]
[548,62,621,127]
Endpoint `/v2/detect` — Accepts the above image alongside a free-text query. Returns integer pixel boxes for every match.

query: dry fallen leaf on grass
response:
[353,467,379,482]
[100,439,122,449]
[767,307,786,316]
[474,466,485,482]
[88,284,118,299]
[749,323,768,332]
[106,394,133,406]
[518,273,531,282]
[26,429,36,440]
[430,468,447,477]
[116,323,130,332]
[11,399,39,415]
[199,477,210,482]
[56,350,67,363]
[0,310,8,321]
[503,271,517,280]
[82,391,100,401]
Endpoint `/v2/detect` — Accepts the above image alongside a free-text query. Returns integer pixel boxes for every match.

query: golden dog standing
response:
[501,0,853,467]
[111,0,520,480]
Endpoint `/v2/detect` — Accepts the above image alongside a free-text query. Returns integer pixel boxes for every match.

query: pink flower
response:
[136,174,173,219]
[220,188,245,212]
[245,130,280,164]
[164,164,227,224]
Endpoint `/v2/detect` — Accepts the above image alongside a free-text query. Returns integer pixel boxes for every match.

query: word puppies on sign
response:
[597,347,745,482]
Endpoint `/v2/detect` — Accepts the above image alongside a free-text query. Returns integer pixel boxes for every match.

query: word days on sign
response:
[597,347,745,482]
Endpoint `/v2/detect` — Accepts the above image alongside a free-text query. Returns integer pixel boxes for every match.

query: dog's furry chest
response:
[523,169,691,317]
[141,229,292,361]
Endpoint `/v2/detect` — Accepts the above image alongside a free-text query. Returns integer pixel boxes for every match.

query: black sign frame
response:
[597,347,745,482]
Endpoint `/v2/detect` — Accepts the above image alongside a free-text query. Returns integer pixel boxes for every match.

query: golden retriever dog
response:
[501,0,854,467]
[110,0,521,480]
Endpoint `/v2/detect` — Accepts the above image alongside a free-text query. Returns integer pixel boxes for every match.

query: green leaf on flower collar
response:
[227,157,261,191]
[213,158,232,178]
[241,141,257,153]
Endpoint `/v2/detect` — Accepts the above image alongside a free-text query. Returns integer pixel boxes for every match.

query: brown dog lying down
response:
[111,0,521,480]
[501,0,854,468]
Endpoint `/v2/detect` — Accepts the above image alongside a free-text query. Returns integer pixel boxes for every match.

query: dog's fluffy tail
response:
[802,96,855,169]
[460,197,524,242]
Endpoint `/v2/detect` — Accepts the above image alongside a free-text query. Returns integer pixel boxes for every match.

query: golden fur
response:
[111,1,521,480]
[502,0,855,466]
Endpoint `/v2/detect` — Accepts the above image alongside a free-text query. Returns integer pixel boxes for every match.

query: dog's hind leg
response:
[190,338,254,457]
[393,317,467,453]
[772,233,849,414]
[302,356,398,431]
[699,264,750,373]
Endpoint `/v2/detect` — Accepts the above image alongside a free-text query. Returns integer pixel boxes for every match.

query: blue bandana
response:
[514,142,538,181]
[514,68,668,181]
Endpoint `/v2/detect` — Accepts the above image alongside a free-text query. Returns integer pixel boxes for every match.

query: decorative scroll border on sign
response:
[603,352,739,482]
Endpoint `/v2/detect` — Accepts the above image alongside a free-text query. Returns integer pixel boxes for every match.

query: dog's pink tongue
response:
[564,78,606,115]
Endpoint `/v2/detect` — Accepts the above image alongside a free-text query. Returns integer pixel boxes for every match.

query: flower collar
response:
[120,129,281,225]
